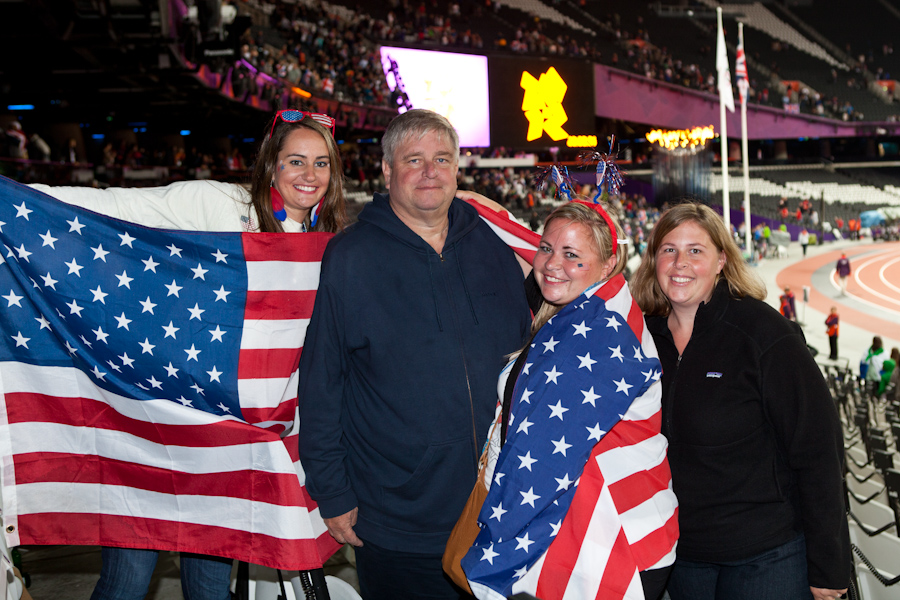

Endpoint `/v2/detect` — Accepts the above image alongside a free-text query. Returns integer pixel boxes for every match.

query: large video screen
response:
[379,46,491,148]
[488,56,596,149]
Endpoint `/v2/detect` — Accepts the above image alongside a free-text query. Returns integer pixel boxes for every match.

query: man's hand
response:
[324,508,363,547]
[810,586,847,600]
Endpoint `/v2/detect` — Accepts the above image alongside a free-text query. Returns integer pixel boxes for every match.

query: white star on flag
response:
[551,436,572,456]
[542,337,559,353]
[581,386,600,406]
[517,417,533,435]
[576,352,596,371]
[515,533,535,553]
[544,365,562,384]
[518,451,537,471]
[118,231,136,247]
[614,377,633,395]
[39,231,58,248]
[609,345,624,362]
[519,487,540,508]
[548,400,568,420]
[572,321,591,337]
[481,544,499,565]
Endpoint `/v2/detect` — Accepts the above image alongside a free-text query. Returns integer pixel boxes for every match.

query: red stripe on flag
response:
[608,460,673,514]
[241,399,297,430]
[5,393,279,447]
[600,413,662,449]
[13,453,303,505]
[16,513,340,572]
[284,432,300,463]
[594,273,626,301]
[626,298,645,341]
[241,231,333,263]
[238,347,302,379]
[629,510,679,571]
[245,290,316,320]
[536,449,607,599]
[593,529,636,600]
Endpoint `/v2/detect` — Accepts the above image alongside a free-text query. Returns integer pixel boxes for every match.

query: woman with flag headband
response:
[25,108,348,600]
[456,165,678,600]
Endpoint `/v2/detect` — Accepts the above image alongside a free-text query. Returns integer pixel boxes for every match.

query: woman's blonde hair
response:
[530,200,627,336]
[631,202,766,316]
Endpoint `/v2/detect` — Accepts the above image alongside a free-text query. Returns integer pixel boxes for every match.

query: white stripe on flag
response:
[15,482,319,539]
[620,485,679,543]
[241,319,310,349]
[1,363,224,426]
[238,371,298,409]
[247,261,321,291]
[594,434,669,486]
[9,422,294,475]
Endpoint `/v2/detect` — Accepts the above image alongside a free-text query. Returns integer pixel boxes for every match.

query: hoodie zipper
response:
[665,348,683,440]
[440,251,479,467]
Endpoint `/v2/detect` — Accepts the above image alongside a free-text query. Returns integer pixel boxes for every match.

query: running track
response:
[776,242,900,342]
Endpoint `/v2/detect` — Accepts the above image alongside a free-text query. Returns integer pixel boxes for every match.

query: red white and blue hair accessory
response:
[534,164,575,201]
[578,135,626,201]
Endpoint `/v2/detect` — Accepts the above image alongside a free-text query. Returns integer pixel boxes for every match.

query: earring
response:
[270,184,287,222]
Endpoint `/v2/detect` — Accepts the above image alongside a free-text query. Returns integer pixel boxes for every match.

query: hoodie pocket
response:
[379,436,474,534]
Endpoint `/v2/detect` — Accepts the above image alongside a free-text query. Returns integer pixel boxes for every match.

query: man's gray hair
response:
[381,109,460,166]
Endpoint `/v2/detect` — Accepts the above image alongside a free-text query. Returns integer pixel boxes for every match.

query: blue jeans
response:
[355,539,470,600]
[90,547,233,600]
[667,535,812,600]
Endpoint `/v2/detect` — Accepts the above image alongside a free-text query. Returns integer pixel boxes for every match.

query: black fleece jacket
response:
[297,193,530,554]
[645,280,850,589]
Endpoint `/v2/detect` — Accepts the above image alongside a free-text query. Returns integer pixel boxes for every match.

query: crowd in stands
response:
[190,0,882,125]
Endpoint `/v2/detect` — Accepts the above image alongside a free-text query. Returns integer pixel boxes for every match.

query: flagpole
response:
[738,22,752,256]
[717,7,732,230]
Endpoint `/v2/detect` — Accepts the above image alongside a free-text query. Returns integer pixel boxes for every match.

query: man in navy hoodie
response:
[298,109,531,599]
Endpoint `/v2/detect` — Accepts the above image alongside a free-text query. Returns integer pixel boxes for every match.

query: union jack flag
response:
[0,176,339,570]
[735,26,749,104]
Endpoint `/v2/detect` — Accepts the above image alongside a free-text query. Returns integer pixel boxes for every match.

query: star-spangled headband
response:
[270,109,336,138]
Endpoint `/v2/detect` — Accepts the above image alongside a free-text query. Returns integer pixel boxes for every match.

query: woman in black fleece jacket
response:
[631,203,850,600]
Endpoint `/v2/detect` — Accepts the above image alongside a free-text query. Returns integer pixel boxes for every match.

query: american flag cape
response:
[462,274,679,600]
[0,175,340,570]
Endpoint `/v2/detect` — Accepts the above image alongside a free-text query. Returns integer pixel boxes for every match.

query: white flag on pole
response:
[717,11,735,113]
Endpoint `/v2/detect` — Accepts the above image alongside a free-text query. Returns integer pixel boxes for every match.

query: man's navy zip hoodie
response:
[298,193,531,554]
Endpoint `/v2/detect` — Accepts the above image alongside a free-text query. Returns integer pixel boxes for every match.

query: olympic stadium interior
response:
[3,0,900,598]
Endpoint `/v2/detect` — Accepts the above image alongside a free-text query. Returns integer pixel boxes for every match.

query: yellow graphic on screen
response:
[521,67,570,142]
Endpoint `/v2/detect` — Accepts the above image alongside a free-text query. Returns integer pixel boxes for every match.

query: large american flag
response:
[0,176,339,570]
[462,275,679,600]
